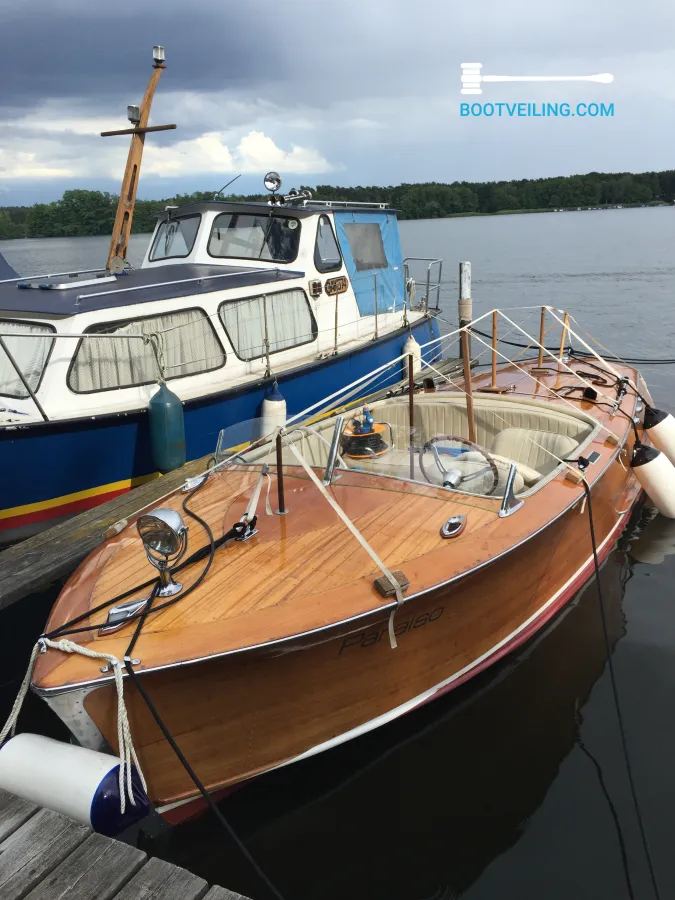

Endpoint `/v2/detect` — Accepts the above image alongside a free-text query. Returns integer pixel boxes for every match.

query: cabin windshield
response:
[0,319,55,399]
[150,215,201,261]
[208,212,301,263]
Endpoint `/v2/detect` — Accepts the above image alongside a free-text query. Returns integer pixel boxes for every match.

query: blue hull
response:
[0,318,439,536]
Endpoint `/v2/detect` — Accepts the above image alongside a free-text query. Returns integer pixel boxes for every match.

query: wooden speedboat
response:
[24,310,650,827]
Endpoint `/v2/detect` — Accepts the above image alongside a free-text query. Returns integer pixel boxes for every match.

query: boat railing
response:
[0,267,108,285]
[302,200,390,210]
[403,257,443,311]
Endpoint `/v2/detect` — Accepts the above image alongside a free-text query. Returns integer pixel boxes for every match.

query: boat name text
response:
[338,607,444,654]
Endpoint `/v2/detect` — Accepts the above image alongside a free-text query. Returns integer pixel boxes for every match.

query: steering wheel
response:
[419,435,500,496]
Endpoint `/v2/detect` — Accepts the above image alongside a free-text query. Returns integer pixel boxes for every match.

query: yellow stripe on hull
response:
[0,472,160,521]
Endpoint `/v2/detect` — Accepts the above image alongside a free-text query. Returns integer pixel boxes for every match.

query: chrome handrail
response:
[499,464,524,517]
[74,267,304,303]
[403,257,443,311]
[323,415,345,485]
[0,267,108,285]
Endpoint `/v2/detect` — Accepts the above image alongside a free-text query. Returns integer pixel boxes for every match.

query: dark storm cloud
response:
[0,0,290,114]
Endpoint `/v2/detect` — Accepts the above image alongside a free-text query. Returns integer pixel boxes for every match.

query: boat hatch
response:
[333,211,406,316]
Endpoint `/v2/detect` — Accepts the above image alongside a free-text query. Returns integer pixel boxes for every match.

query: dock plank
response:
[0,789,38,843]
[0,808,89,900]
[0,454,211,610]
[113,856,209,900]
[23,832,146,900]
[203,886,253,900]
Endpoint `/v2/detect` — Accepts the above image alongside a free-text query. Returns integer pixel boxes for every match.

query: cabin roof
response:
[159,200,395,221]
[0,263,304,317]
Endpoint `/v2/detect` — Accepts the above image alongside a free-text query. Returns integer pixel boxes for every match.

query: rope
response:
[0,638,146,815]
[579,476,661,900]
[282,430,405,648]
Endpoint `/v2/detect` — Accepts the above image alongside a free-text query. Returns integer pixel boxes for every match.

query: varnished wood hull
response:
[80,459,641,813]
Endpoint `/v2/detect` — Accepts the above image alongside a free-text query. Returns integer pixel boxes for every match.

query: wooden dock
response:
[0,453,212,611]
[0,788,250,900]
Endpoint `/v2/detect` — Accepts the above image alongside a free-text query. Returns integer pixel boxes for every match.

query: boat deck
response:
[33,356,641,693]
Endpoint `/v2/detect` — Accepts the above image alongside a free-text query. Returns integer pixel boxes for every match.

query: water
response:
[2,208,675,899]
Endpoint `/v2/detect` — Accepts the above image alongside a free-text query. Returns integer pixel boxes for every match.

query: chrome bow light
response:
[137,508,188,596]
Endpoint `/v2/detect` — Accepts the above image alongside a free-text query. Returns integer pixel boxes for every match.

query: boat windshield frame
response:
[149,214,202,262]
[207,211,302,264]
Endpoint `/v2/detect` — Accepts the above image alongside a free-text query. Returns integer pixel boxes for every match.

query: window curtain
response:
[69,309,225,392]
[219,289,316,361]
[0,320,54,399]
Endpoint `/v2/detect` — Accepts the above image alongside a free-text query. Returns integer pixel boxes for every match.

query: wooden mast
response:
[103,47,176,273]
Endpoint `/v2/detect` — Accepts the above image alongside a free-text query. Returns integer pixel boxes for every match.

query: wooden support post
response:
[461,329,477,443]
[537,306,546,369]
[408,354,415,479]
[459,262,472,364]
[275,432,287,514]
[491,309,498,387]
[559,312,569,360]
[104,51,172,273]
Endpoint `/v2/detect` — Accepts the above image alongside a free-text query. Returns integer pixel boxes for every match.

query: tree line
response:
[1,169,674,240]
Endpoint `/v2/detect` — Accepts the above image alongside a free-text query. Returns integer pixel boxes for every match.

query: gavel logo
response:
[461,63,614,95]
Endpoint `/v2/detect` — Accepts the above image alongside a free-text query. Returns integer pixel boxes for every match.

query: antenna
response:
[213,174,242,200]
[102,46,177,273]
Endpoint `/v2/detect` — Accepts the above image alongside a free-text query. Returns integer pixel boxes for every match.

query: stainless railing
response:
[403,257,443,311]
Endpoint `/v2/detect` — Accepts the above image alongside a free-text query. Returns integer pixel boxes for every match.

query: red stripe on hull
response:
[0,486,131,532]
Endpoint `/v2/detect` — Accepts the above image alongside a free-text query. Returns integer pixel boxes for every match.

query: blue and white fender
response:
[0,733,150,836]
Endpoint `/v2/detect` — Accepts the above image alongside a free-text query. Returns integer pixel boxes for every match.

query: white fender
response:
[403,334,422,377]
[643,407,675,466]
[261,384,286,437]
[0,733,149,836]
[631,444,675,519]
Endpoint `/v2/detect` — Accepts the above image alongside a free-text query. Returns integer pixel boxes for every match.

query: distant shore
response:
[1,169,674,239]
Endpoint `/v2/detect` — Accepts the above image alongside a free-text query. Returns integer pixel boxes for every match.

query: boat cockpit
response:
[238,391,603,501]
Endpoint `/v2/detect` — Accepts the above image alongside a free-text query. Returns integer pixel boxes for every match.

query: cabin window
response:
[0,319,55,399]
[342,222,388,271]
[68,308,225,393]
[218,289,316,361]
[314,215,342,273]
[149,215,201,261]
[208,213,301,263]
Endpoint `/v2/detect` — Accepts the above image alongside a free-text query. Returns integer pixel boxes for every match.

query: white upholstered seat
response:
[490,428,578,476]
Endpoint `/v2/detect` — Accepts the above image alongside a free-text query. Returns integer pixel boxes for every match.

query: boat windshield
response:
[208,212,301,263]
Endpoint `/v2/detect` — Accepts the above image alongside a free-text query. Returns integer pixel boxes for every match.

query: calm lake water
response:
[2,207,675,900]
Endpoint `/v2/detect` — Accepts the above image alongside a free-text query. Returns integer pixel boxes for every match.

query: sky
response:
[1,0,675,205]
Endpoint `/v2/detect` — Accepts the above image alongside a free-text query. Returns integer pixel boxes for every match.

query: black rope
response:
[470,327,675,365]
[43,477,250,641]
[575,701,635,900]
[121,482,285,900]
[579,476,661,900]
